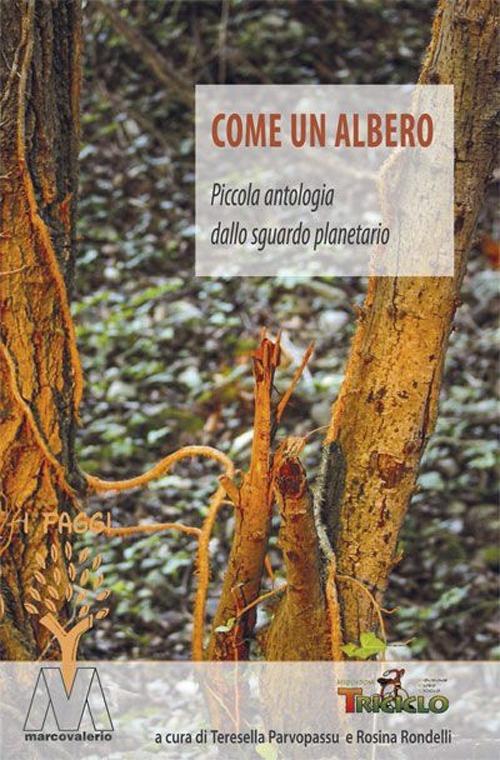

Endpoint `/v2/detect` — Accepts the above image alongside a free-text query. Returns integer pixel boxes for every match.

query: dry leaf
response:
[79,605,90,618]
[65,584,73,601]
[53,568,62,585]
[47,586,59,601]
[96,589,110,602]
[64,542,73,560]
[95,608,109,620]
[24,602,38,615]
[68,563,76,581]
[35,552,46,569]
[0,596,4,619]
[50,545,58,562]
[92,555,102,571]
[76,591,87,605]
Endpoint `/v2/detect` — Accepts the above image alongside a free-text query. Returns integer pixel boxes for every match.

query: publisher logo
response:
[24,666,113,737]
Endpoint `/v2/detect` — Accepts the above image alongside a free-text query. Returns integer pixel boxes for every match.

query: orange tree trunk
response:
[325,0,497,648]
[0,0,83,658]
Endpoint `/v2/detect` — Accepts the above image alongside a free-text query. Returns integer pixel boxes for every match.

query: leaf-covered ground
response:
[75,1,498,661]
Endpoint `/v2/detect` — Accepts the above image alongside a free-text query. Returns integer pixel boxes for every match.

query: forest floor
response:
[75,1,498,662]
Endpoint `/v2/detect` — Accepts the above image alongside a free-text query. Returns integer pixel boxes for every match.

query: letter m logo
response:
[24,667,113,732]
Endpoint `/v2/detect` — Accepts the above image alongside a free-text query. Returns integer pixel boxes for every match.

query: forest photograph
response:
[0,0,498,689]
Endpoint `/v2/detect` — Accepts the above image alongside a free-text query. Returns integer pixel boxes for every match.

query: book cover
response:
[0,1,497,757]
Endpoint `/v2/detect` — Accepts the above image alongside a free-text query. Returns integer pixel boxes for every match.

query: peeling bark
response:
[208,337,280,660]
[265,445,334,660]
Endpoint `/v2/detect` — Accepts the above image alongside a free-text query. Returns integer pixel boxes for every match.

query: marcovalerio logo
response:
[338,668,450,714]
[24,666,113,742]
[21,540,113,742]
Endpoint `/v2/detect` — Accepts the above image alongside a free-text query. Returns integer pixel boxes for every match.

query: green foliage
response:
[341,632,386,660]
[214,617,236,634]
[256,743,279,760]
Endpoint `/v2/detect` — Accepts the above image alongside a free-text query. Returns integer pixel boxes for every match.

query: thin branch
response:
[275,341,314,424]
[264,554,275,584]
[337,573,387,644]
[192,482,232,660]
[102,521,200,540]
[0,265,27,276]
[85,445,233,492]
[235,584,286,620]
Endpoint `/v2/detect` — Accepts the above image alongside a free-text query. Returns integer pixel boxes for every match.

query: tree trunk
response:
[0,0,83,659]
[324,0,497,648]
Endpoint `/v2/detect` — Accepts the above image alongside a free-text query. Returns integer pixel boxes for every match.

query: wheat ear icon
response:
[24,541,110,692]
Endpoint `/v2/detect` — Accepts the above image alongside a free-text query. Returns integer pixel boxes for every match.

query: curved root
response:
[86,444,234,660]
[85,445,233,493]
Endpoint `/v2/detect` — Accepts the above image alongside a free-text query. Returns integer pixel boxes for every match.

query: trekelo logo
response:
[24,667,113,741]
[338,668,450,714]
